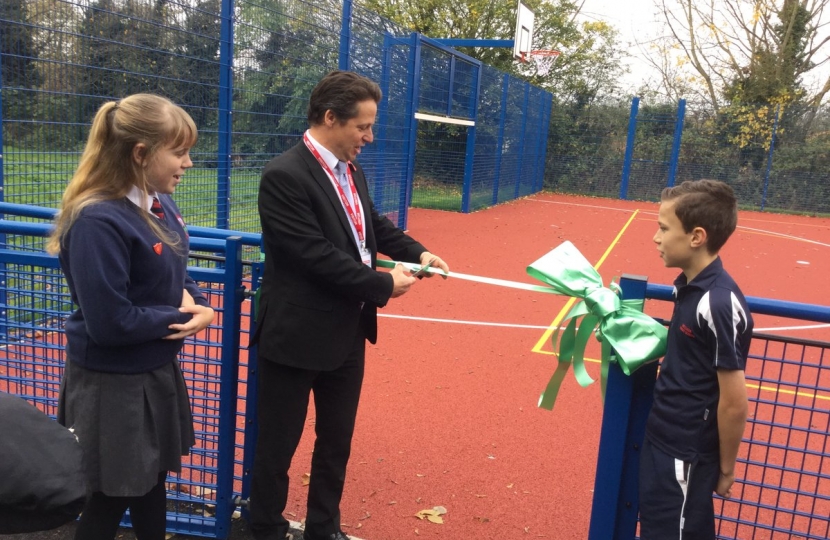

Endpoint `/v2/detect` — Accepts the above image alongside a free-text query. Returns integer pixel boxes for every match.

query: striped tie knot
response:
[151,196,165,220]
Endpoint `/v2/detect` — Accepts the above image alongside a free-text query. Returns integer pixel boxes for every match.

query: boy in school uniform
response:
[639,179,754,540]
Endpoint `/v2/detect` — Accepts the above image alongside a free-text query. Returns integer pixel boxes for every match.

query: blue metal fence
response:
[0,0,550,233]
[0,203,257,539]
[589,276,830,540]
[548,97,830,214]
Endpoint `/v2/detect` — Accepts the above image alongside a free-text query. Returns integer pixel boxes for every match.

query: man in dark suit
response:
[249,70,449,540]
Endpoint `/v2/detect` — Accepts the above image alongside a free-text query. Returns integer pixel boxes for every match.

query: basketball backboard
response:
[513,1,534,61]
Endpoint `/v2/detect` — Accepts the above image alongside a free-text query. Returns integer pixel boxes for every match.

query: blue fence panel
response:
[469,66,505,211]
[0,216,248,539]
[349,4,417,226]
[624,102,677,201]
[496,76,526,203]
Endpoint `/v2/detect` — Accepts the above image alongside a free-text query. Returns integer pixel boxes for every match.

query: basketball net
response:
[519,49,561,76]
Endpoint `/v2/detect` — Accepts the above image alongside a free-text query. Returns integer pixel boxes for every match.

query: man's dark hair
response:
[661,179,738,254]
[307,70,382,125]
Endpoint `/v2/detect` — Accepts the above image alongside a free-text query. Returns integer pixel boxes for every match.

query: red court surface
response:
[277,193,830,539]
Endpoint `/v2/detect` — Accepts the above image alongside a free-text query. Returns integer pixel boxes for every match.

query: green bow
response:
[526,242,667,410]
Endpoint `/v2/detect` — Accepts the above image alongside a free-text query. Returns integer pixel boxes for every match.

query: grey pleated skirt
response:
[58,360,195,497]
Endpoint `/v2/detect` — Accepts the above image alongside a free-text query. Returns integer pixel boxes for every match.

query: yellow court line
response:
[746,382,830,402]
[532,209,641,353]
[560,360,830,402]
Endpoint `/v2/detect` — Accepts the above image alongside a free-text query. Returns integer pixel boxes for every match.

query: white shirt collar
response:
[126,185,157,213]
[305,130,340,171]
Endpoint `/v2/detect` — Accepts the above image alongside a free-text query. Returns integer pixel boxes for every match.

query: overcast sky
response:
[575,0,830,96]
[578,0,662,89]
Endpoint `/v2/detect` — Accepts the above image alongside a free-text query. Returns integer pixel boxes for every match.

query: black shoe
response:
[302,531,349,540]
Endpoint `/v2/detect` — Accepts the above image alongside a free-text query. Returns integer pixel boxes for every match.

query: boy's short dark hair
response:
[307,70,382,126]
[661,179,738,253]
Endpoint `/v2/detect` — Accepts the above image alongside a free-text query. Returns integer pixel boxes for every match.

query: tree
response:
[1,0,43,139]
[359,0,626,104]
[233,0,339,157]
[650,0,830,114]
[170,0,222,129]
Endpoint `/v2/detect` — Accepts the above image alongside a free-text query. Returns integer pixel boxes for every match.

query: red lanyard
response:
[303,133,364,246]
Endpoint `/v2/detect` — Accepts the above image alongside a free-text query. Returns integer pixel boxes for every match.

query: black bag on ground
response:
[0,391,86,533]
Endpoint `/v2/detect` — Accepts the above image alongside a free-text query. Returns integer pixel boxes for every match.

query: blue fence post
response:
[619,97,640,200]
[0,52,7,340]
[339,0,353,70]
[761,103,780,211]
[374,32,393,205]
[492,74,509,205]
[460,65,481,213]
[402,33,422,229]
[215,0,235,230]
[666,99,686,188]
[240,258,264,513]
[214,236,244,539]
[588,274,658,540]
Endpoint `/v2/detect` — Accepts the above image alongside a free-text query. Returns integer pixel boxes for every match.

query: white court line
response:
[380,313,830,333]
[755,323,830,332]
[532,197,830,247]
[736,225,830,248]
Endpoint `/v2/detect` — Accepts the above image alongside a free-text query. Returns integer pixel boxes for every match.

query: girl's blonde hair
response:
[47,94,197,254]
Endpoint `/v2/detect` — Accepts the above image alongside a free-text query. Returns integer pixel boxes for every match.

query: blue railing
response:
[0,205,261,539]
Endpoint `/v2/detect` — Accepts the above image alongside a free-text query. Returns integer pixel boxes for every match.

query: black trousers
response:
[248,330,366,540]
[638,438,718,540]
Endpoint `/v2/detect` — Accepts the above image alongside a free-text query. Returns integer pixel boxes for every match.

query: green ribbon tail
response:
[537,359,572,411]
[600,339,612,404]
[571,314,599,388]
[539,317,578,411]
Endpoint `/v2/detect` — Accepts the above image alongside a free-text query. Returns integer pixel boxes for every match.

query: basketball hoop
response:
[519,49,561,76]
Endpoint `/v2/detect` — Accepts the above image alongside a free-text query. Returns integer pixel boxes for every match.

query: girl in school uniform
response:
[47,93,215,540]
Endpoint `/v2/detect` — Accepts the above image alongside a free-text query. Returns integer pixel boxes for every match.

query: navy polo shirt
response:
[645,257,753,462]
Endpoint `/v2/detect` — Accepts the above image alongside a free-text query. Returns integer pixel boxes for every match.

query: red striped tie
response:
[151,196,165,220]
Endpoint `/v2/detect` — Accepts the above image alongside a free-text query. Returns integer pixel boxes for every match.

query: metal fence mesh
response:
[714,333,830,540]
[0,240,240,536]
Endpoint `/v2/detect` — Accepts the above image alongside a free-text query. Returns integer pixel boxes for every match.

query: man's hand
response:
[417,251,449,279]
[390,263,417,297]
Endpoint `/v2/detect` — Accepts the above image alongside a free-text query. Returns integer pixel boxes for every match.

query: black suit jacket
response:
[253,142,426,370]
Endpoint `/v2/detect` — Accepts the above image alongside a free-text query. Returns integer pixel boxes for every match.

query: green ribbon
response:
[527,241,667,410]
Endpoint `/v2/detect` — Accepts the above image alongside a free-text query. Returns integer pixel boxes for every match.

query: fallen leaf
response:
[415,507,447,524]
[301,473,311,486]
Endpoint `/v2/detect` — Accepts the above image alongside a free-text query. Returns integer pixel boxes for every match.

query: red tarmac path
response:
[277,193,830,539]
[10,193,829,540]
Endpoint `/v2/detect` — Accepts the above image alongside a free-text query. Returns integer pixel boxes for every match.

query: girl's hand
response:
[165,304,215,340]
